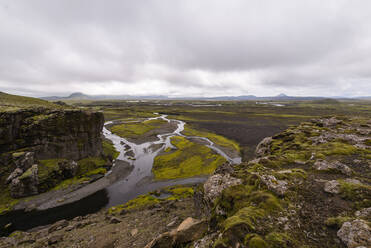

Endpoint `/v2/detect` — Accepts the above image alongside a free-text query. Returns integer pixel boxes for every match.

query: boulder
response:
[355,207,371,219]
[255,137,272,157]
[337,219,371,248]
[109,217,121,224]
[324,180,340,194]
[6,168,23,184]
[10,164,39,198]
[258,173,288,196]
[57,160,78,178]
[145,218,208,248]
[313,160,352,175]
[203,173,242,203]
[312,117,342,127]
[13,152,34,170]
[130,228,138,236]
[174,217,208,244]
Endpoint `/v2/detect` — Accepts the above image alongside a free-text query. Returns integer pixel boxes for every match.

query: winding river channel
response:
[103,114,241,207]
[0,114,241,235]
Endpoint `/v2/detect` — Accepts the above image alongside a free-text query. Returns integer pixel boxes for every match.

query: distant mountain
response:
[41,92,169,101]
[41,92,371,101]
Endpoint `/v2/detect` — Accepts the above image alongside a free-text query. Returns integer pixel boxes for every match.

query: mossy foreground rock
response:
[149,116,370,248]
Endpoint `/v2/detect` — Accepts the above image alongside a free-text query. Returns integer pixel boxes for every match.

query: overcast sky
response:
[0,0,370,97]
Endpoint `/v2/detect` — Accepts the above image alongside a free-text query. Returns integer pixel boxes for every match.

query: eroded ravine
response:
[0,114,241,234]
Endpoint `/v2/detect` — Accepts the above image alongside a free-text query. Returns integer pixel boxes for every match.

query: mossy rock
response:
[325,216,353,228]
[265,232,293,248]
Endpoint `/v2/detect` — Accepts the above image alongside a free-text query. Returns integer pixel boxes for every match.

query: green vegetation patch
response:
[325,216,354,228]
[110,119,167,139]
[76,157,106,176]
[108,185,195,214]
[182,125,240,153]
[102,139,120,160]
[265,232,294,248]
[163,185,194,200]
[244,234,268,248]
[0,189,20,215]
[152,136,226,180]
[38,159,68,191]
[338,179,371,208]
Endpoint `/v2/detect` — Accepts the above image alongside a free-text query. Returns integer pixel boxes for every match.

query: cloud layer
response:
[0,0,370,97]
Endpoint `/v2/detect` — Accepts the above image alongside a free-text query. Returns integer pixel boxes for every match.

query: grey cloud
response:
[0,0,370,97]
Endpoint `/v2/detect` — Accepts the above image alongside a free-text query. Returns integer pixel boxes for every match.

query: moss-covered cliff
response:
[0,104,107,209]
[0,108,104,160]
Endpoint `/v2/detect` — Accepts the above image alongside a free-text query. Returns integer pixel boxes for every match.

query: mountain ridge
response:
[40,92,371,101]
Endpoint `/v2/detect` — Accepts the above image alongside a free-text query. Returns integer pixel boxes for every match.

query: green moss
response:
[108,194,160,214]
[274,169,307,180]
[110,119,167,139]
[0,189,20,215]
[182,125,240,153]
[77,157,106,176]
[152,136,226,180]
[85,167,107,176]
[213,237,229,248]
[218,184,282,216]
[364,139,371,146]
[165,186,194,200]
[248,235,268,248]
[18,166,35,180]
[31,114,52,124]
[108,185,195,215]
[318,142,358,156]
[12,152,25,158]
[38,157,107,192]
[338,180,371,208]
[223,206,265,234]
[249,191,282,212]
[38,159,67,190]
[102,139,120,159]
[265,232,293,248]
[125,194,160,209]
[51,177,90,191]
[325,216,353,228]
